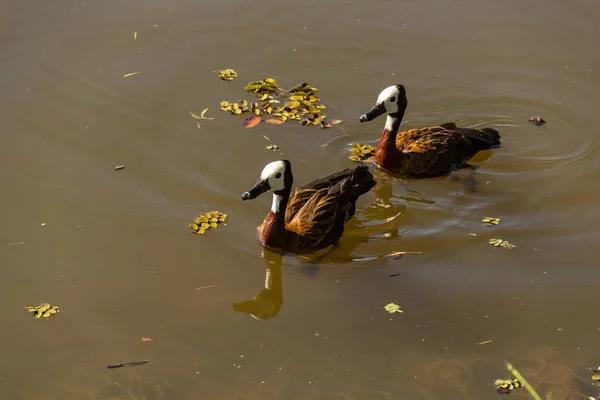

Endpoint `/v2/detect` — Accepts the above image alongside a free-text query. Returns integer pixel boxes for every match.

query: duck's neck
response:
[374,113,404,169]
[269,189,290,232]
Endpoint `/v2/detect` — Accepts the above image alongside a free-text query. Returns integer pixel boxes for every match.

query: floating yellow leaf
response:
[25,303,60,319]
[482,217,500,226]
[123,72,140,78]
[489,238,516,249]
[384,303,403,313]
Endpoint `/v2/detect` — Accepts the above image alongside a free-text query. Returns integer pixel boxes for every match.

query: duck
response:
[241,160,376,254]
[359,84,501,177]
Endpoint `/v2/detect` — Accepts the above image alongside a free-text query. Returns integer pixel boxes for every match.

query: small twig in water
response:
[107,360,150,369]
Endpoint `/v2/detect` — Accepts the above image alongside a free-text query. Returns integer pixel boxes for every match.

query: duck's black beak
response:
[359,102,386,123]
[241,179,270,200]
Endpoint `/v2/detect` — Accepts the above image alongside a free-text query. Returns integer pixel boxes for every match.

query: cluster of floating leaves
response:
[216,69,238,81]
[221,100,249,115]
[25,303,59,319]
[189,211,228,235]
[349,143,375,162]
[266,144,280,151]
[489,238,516,249]
[494,378,523,395]
[482,216,500,226]
[220,77,342,129]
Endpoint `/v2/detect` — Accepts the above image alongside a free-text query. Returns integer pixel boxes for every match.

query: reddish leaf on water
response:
[264,119,285,125]
[243,116,262,128]
[329,119,342,125]
[141,337,154,342]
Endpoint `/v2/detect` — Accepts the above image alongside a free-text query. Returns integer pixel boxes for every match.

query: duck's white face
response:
[359,84,406,123]
[260,160,287,192]
[377,85,401,115]
[241,160,290,202]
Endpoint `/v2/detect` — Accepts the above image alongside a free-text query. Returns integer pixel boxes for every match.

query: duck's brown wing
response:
[286,166,376,250]
[396,123,501,176]
[285,165,375,224]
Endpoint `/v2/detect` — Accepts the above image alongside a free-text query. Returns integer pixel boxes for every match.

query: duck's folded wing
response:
[286,167,366,224]
[286,188,342,247]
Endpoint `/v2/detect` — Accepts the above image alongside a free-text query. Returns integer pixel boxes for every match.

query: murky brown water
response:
[2,0,600,399]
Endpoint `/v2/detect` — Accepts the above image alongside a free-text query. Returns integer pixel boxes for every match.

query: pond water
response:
[1,0,600,399]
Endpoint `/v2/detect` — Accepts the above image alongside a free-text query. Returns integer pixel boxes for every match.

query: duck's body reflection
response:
[232,250,283,320]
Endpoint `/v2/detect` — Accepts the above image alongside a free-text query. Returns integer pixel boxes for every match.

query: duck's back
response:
[284,165,376,251]
[395,122,501,176]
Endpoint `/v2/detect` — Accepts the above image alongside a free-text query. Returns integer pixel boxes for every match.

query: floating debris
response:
[494,378,523,395]
[489,238,516,249]
[114,165,125,171]
[321,119,343,129]
[190,108,214,121]
[123,72,140,78]
[25,303,59,319]
[528,116,546,126]
[141,337,154,342]
[469,233,478,236]
[505,363,545,400]
[264,118,285,125]
[194,284,221,291]
[133,32,137,40]
[189,211,228,235]
[349,143,376,162]
[216,69,238,81]
[482,217,500,226]
[266,144,280,151]
[386,251,423,260]
[243,115,261,128]
[384,303,403,314]
[477,339,493,345]
[107,360,149,369]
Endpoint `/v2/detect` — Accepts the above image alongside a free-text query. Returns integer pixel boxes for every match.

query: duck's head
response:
[241,160,293,200]
[359,84,407,123]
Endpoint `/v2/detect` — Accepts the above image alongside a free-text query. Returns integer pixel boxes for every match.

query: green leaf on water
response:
[384,303,403,314]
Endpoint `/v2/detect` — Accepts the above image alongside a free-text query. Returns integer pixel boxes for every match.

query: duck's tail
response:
[349,165,377,197]
[480,128,501,146]
[461,127,501,150]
